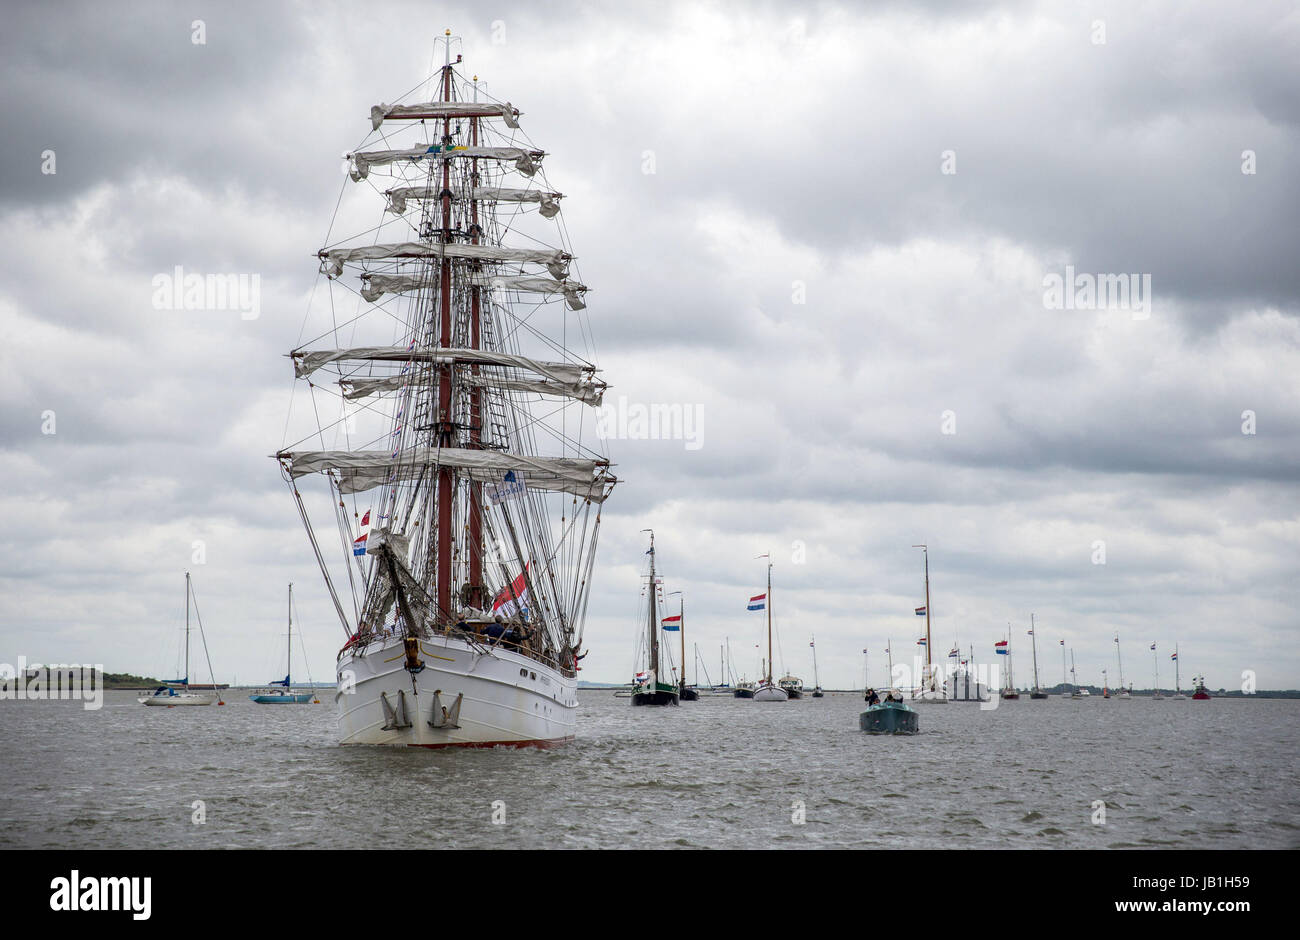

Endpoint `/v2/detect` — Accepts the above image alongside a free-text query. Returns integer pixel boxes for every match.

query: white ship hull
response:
[336,634,577,748]
[752,681,788,702]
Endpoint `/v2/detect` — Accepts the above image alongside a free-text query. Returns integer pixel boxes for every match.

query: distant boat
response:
[733,679,756,699]
[1114,632,1131,699]
[810,635,824,697]
[250,583,317,705]
[778,675,804,699]
[666,590,698,701]
[750,554,788,702]
[1102,669,1110,699]
[1171,644,1188,699]
[998,630,1019,699]
[1191,674,1211,700]
[1027,614,1048,698]
[1151,642,1164,700]
[140,573,220,707]
[1067,649,1082,698]
[860,690,918,735]
[909,544,947,704]
[631,531,678,707]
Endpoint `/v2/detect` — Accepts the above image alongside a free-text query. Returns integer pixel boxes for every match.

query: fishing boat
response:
[1191,674,1211,700]
[277,34,615,746]
[860,691,918,735]
[1027,614,1048,698]
[910,544,947,703]
[749,554,788,701]
[997,632,1018,699]
[809,636,824,697]
[1171,645,1187,699]
[632,532,678,707]
[140,573,220,706]
[733,679,756,699]
[1114,632,1131,699]
[778,675,804,699]
[249,584,317,704]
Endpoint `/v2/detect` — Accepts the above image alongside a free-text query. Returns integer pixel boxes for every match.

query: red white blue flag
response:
[995,640,1009,655]
[748,594,766,611]
[492,564,531,618]
[914,606,926,616]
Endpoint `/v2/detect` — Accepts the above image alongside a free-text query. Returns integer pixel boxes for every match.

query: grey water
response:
[1,691,1296,849]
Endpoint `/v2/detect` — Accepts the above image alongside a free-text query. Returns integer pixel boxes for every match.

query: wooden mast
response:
[467,72,484,611]
[766,556,773,683]
[1030,613,1041,692]
[434,29,455,623]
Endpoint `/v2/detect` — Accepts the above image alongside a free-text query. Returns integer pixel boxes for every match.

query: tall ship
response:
[750,554,788,701]
[997,632,1018,699]
[277,35,615,746]
[631,532,679,707]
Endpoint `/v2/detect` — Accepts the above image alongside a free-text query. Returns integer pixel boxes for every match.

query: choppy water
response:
[1,690,1296,849]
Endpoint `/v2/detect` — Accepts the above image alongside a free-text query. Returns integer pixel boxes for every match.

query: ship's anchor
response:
[428,690,463,730]
[403,636,425,674]
[380,689,413,730]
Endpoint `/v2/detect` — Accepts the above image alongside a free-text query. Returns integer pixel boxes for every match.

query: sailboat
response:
[1068,649,1083,698]
[250,583,316,704]
[1060,638,1071,698]
[665,590,697,701]
[1171,645,1187,699]
[751,554,787,701]
[631,532,678,706]
[1027,614,1048,698]
[1150,642,1164,699]
[1114,633,1131,699]
[140,572,219,706]
[997,631,1018,699]
[910,544,947,703]
[277,34,615,746]
[809,636,824,697]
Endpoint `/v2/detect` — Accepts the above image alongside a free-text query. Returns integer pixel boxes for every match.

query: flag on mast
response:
[747,594,766,611]
[492,564,531,618]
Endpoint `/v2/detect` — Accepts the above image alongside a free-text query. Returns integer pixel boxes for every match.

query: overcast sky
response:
[2,0,1297,692]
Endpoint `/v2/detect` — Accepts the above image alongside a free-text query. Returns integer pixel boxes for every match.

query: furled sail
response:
[358,270,584,309]
[319,242,570,279]
[349,145,542,181]
[291,346,595,385]
[385,185,562,218]
[278,448,615,501]
[370,101,521,131]
[467,274,588,310]
[341,371,605,407]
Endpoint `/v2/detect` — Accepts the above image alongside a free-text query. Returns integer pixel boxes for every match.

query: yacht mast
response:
[913,544,931,690]
[184,571,191,690]
[1029,613,1041,692]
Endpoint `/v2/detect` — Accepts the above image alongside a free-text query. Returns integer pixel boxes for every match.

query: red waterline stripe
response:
[402,735,574,750]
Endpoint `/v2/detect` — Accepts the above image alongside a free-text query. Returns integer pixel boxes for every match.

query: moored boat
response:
[909,544,947,704]
[250,584,317,704]
[140,573,220,707]
[632,532,679,707]
[748,554,787,702]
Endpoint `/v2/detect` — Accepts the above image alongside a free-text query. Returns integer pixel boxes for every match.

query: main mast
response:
[1115,632,1125,689]
[646,530,658,678]
[184,571,191,690]
[766,556,773,683]
[287,582,293,687]
[434,30,455,620]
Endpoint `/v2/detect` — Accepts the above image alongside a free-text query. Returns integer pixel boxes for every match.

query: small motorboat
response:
[860,693,918,735]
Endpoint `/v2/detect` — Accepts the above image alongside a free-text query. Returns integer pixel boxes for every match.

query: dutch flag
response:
[352,532,368,556]
[914,606,926,616]
[995,640,1009,655]
[661,615,681,632]
[748,594,766,611]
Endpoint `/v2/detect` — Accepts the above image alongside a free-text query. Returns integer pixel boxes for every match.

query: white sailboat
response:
[278,34,614,746]
[139,572,219,706]
[751,554,787,701]
[1150,642,1164,699]
[1114,633,1131,699]
[1069,649,1083,697]
[1171,644,1187,699]
[910,544,947,703]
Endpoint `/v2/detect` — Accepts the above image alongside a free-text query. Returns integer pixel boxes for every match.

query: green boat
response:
[860,699,918,735]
